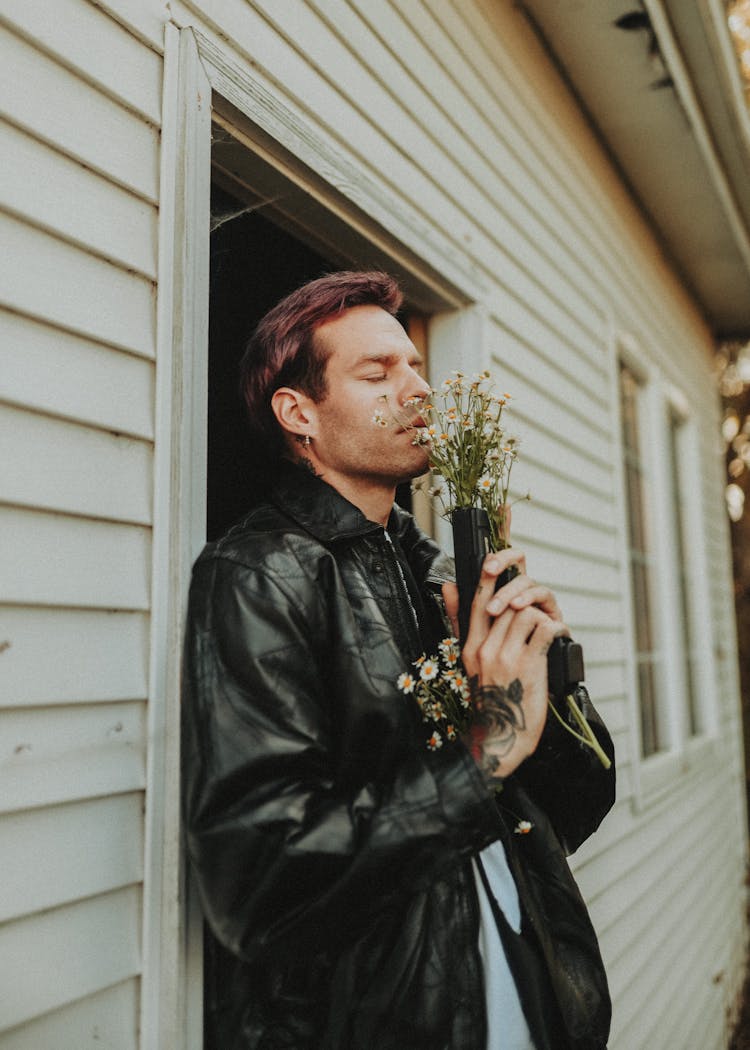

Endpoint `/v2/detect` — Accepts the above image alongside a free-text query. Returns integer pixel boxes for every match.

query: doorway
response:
[207,179,333,540]
[206,173,428,541]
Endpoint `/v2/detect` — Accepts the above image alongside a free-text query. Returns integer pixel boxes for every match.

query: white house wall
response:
[0,1,745,1049]
[0,0,160,1043]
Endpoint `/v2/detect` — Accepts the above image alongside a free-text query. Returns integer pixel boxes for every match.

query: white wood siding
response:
[0,0,159,1043]
[1,0,745,1048]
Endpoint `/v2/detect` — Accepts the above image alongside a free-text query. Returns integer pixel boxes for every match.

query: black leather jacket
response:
[182,461,615,1050]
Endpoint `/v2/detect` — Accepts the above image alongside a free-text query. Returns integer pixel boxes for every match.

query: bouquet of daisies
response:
[391,370,610,769]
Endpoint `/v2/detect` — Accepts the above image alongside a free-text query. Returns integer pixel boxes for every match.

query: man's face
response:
[304,305,432,493]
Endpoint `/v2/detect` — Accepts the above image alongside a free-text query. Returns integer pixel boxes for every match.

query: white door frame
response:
[141,24,211,1050]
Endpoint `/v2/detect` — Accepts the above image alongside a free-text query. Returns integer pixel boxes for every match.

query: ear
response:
[271,386,316,443]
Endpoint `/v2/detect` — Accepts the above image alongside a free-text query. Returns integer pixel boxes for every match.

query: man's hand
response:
[443,550,567,783]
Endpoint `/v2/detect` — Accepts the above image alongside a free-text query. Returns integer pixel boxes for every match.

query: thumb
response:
[442,581,460,639]
[498,503,511,546]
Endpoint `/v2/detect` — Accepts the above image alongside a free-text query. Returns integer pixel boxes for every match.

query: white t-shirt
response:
[473,840,536,1050]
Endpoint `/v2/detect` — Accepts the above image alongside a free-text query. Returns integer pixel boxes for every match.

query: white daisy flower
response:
[420,660,439,681]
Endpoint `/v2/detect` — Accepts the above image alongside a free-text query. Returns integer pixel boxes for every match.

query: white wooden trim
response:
[681,419,721,740]
[140,23,210,1050]
[607,320,644,807]
[659,388,718,747]
[698,0,750,158]
[643,0,750,275]
[647,374,682,752]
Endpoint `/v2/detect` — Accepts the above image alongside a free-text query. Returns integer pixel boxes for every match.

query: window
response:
[616,341,717,793]
[619,361,663,757]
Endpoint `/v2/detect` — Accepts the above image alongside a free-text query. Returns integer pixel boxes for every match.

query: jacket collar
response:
[270,459,403,544]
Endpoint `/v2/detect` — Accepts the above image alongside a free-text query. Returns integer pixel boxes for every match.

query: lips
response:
[398,415,427,432]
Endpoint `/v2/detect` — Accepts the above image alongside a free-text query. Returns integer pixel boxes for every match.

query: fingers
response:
[486,574,562,621]
[497,503,511,545]
[525,616,569,657]
[441,582,459,639]
[470,549,527,620]
[462,549,527,671]
[479,605,546,670]
[477,606,568,681]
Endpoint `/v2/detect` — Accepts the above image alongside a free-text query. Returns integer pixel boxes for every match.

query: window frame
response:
[611,332,718,810]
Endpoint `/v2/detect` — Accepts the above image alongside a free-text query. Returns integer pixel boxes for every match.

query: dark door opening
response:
[207,179,419,543]
[207,180,333,541]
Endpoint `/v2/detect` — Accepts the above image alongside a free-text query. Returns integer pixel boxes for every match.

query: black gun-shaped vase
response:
[451,506,583,704]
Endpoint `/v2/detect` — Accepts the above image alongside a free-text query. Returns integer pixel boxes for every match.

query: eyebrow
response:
[352,351,424,369]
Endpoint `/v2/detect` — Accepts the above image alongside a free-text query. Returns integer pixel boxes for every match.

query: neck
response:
[330,476,396,527]
[290,454,395,526]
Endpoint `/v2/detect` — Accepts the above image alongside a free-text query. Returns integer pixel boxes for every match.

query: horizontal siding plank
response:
[516,537,620,598]
[541,589,622,632]
[514,458,615,531]
[0,405,153,525]
[495,382,612,477]
[0,793,143,922]
[0,0,162,125]
[0,213,155,358]
[517,499,618,565]
[571,628,624,668]
[486,322,611,425]
[513,433,613,505]
[0,886,141,1032]
[0,978,138,1050]
[0,120,158,279]
[0,702,146,814]
[0,607,148,708]
[575,661,628,703]
[0,310,154,440]
[0,508,150,610]
[484,291,608,393]
[91,0,167,52]
[0,24,159,201]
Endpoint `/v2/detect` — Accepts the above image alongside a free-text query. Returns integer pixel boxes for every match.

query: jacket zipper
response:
[382,530,423,658]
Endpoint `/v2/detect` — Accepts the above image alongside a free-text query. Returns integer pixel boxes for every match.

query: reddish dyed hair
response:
[239,270,403,458]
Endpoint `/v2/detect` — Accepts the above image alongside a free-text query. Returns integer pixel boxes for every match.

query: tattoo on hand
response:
[470,677,525,781]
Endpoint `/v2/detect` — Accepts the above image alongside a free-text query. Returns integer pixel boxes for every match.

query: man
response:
[182,271,615,1050]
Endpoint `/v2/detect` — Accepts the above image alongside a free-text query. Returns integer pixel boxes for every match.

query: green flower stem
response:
[547,694,612,770]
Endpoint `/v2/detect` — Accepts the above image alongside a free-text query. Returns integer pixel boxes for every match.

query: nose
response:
[403,367,431,406]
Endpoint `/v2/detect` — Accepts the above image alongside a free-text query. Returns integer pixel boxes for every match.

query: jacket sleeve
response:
[181,553,501,964]
[511,688,616,855]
